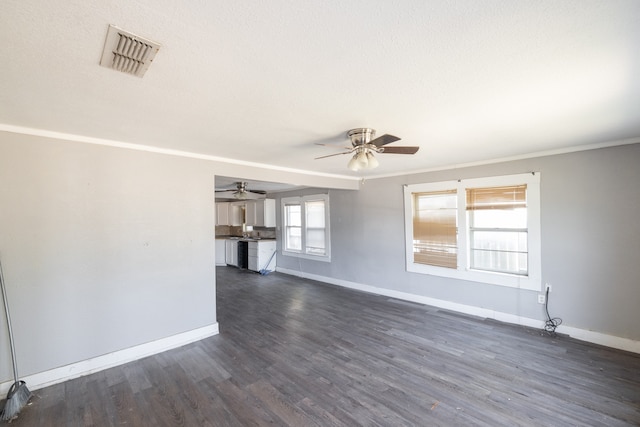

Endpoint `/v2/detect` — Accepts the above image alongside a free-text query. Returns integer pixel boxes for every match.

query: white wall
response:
[0,132,218,381]
[276,144,640,348]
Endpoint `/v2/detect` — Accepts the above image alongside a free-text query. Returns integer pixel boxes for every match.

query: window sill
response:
[407,262,540,291]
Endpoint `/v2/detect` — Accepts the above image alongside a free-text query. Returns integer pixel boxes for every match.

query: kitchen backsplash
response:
[216,225,276,239]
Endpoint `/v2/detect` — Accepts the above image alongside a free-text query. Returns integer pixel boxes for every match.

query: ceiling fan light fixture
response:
[317,127,418,172]
[348,153,361,171]
[233,182,248,199]
[347,148,380,171]
[365,151,379,169]
[355,150,369,168]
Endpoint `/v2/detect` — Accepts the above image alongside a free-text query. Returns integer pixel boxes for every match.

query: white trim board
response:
[0,124,356,182]
[276,267,640,355]
[0,323,219,395]
[2,124,638,185]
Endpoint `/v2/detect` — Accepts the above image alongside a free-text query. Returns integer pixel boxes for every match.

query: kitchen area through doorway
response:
[214,177,301,274]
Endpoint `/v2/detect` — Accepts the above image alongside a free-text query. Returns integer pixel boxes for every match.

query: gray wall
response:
[0,133,217,380]
[2,130,637,383]
[276,144,640,342]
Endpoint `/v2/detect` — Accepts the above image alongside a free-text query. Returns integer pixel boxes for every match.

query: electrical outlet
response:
[538,294,545,304]
[545,283,552,293]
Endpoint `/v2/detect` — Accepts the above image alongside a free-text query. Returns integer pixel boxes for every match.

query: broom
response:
[259,251,277,275]
[0,259,32,421]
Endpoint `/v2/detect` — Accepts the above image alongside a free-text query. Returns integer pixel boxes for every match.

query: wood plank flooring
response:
[8,266,640,426]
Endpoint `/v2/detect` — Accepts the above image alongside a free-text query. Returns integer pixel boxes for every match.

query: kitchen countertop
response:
[216,236,275,242]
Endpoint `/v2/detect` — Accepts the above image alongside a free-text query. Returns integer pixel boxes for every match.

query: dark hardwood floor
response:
[9,266,640,426]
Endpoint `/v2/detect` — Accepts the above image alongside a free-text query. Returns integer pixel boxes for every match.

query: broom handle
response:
[0,259,20,383]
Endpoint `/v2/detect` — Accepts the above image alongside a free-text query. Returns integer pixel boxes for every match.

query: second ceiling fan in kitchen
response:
[215,182,266,200]
[315,128,419,171]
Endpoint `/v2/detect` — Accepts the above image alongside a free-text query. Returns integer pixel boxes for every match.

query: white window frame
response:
[404,173,541,291]
[281,194,331,262]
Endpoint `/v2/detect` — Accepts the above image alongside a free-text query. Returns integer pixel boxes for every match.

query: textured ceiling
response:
[1,0,640,182]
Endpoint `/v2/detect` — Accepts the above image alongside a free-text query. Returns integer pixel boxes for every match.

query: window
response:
[305,200,327,255]
[467,185,528,276]
[413,190,458,268]
[282,194,331,261]
[404,173,541,290]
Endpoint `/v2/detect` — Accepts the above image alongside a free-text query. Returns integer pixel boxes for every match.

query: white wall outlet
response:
[545,283,552,292]
[538,294,546,304]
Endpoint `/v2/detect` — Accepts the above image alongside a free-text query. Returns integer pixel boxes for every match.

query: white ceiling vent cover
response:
[99,25,160,78]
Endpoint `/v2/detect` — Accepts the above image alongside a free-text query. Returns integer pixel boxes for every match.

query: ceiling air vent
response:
[99,25,160,78]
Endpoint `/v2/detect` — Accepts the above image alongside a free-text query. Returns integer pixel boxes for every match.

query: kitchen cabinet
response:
[218,199,274,227]
[229,202,245,226]
[216,202,230,226]
[225,239,239,267]
[215,239,226,266]
[245,201,257,226]
[216,202,243,226]
[245,199,276,227]
[248,240,277,272]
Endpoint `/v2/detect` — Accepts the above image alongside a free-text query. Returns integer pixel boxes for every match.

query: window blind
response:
[466,185,527,210]
[412,190,457,269]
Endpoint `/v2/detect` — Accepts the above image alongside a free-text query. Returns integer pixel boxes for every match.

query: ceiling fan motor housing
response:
[348,128,376,146]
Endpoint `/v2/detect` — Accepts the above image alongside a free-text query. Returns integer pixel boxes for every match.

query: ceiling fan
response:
[315,128,419,171]
[215,182,266,200]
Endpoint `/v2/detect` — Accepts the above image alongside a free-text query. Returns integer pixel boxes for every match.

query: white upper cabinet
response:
[229,202,245,226]
[216,201,244,226]
[216,202,229,226]
[245,201,257,226]
[218,199,275,227]
[246,199,275,227]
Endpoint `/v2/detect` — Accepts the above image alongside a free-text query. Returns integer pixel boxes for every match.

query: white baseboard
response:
[0,323,219,395]
[277,267,640,354]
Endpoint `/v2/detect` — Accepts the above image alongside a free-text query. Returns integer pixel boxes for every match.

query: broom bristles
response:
[0,381,32,421]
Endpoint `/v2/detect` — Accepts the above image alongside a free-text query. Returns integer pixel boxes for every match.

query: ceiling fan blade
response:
[370,134,401,147]
[315,151,351,160]
[381,146,420,154]
[314,142,351,148]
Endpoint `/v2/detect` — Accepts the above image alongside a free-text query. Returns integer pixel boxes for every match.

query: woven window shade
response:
[412,190,457,268]
[466,185,527,210]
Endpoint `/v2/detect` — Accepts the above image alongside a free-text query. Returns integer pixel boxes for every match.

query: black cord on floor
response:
[543,287,562,336]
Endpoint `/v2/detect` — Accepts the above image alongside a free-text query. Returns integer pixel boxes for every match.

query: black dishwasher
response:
[237,241,248,269]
